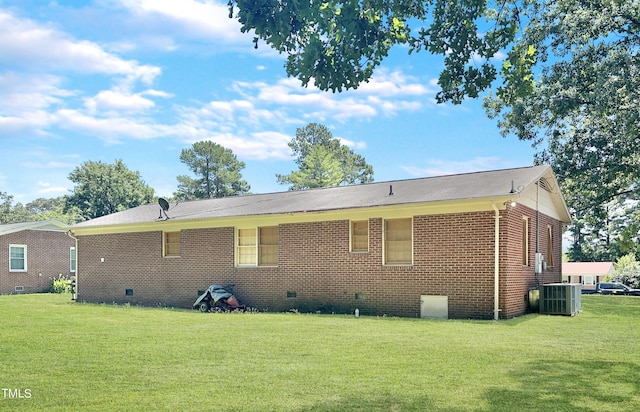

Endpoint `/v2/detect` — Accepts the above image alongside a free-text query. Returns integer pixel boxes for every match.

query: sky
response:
[0,0,540,205]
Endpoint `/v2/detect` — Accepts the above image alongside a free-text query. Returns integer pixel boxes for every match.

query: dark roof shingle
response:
[73,165,553,228]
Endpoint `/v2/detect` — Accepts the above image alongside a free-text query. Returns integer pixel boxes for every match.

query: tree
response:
[0,192,34,224]
[227,0,522,102]
[277,123,374,190]
[65,160,155,220]
[174,141,250,200]
[26,197,83,224]
[566,199,640,262]
[612,253,640,289]
[279,145,344,190]
[482,0,640,259]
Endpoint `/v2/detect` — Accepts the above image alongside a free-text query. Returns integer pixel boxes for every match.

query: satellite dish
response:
[159,198,170,211]
[158,198,170,220]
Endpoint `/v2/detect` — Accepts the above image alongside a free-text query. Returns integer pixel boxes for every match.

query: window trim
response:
[258,226,278,266]
[546,225,555,267]
[163,231,181,257]
[350,220,369,253]
[236,226,278,267]
[522,217,529,266]
[70,247,77,273]
[237,227,257,266]
[383,218,413,266]
[9,244,27,272]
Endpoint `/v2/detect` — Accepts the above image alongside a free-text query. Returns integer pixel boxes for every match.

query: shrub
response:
[612,254,640,288]
[50,274,72,294]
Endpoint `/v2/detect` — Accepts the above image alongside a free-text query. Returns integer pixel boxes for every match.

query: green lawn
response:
[1,294,639,411]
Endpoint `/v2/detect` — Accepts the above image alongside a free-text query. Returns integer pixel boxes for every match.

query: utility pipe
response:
[491,203,501,320]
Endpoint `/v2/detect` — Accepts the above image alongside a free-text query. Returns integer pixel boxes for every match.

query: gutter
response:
[491,203,501,320]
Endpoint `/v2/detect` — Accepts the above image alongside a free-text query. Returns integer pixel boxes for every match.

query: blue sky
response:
[0,0,539,204]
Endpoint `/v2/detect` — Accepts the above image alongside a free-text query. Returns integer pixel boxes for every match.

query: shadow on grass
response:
[485,359,640,411]
[292,359,640,412]
[294,393,444,412]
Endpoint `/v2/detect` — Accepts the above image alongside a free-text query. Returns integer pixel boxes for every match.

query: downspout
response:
[535,179,541,286]
[66,230,78,301]
[491,203,501,320]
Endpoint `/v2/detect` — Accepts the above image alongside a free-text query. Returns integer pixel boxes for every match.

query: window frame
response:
[258,226,278,266]
[350,220,369,253]
[70,247,77,273]
[236,226,278,267]
[163,231,181,257]
[546,225,555,267]
[383,218,413,266]
[9,244,27,272]
[237,228,257,266]
[522,217,530,266]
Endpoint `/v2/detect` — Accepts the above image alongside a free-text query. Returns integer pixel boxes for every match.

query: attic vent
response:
[538,177,554,193]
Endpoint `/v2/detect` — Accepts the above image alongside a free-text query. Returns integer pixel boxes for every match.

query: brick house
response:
[0,220,76,294]
[70,165,571,319]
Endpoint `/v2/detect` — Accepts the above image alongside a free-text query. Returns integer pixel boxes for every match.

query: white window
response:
[583,275,595,286]
[70,247,77,273]
[9,244,27,272]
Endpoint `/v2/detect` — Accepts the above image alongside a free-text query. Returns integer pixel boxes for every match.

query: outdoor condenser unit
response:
[539,283,582,316]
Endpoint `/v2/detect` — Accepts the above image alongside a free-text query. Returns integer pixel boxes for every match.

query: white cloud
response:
[185,131,292,160]
[35,182,70,195]
[232,71,432,122]
[0,73,70,113]
[36,186,69,195]
[355,69,435,97]
[117,0,249,43]
[0,11,160,84]
[338,137,367,150]
[53,109,173,142]
[171,70,435,159]
[84,90,156,114]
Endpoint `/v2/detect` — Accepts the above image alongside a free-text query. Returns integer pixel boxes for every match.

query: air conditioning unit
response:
[539,283,581,316]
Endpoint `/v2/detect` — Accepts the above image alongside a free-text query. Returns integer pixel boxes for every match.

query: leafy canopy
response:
[174,140,250,200]
[228,0,521,103]
[483,0,640,262]
[277,123,374,190]
[0,192,34,224]
[612,253,640,289]
[1,192,82,225]
[65,159,155,220]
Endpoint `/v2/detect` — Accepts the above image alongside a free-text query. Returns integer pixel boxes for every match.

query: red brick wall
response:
[0,230,76,294]
[501,204,563,318]
[76,209,564,319]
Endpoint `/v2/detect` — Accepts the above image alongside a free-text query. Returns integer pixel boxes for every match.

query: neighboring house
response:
[70,165,571,319]
[562,262,614,290]
[0,220,76,294]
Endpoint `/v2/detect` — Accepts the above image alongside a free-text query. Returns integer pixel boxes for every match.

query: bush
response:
[612,254,640,288]
[50,274,72,294]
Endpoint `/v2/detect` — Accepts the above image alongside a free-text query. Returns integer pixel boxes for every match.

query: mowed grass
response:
[1,294,639,411]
